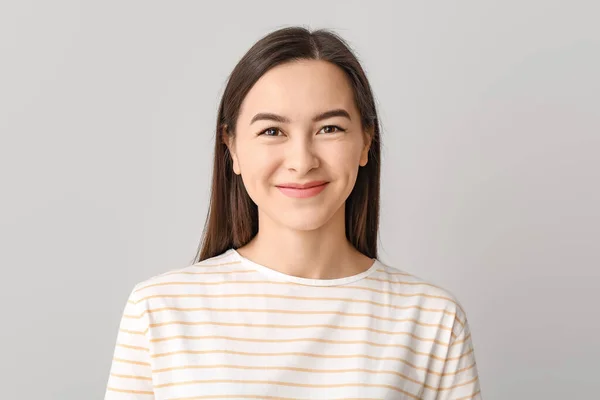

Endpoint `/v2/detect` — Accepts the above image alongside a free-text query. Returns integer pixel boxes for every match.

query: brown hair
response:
[193,26,382,263]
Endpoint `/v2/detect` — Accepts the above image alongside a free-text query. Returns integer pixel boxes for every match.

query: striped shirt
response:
[105,248,482,399]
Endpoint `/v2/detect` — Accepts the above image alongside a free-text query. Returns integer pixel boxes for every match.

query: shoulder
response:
[127,249,241,303]
[371,259,469,328]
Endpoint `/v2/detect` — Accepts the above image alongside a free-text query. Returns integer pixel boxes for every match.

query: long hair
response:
[193,26,382,263]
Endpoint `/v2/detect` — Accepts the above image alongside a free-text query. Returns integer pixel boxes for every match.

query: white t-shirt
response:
[105,248,482,399]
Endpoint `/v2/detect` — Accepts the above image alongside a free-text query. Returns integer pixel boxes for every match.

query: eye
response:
[258,127,282,137]
[258,125,346,137]
[319,125,346,134]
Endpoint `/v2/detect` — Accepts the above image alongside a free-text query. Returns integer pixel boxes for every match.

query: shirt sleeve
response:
[104,285,155,399]
[434,316,482,400]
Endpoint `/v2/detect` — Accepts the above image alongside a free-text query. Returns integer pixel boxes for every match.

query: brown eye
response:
[260,128,280,137]
[320,125,345,134]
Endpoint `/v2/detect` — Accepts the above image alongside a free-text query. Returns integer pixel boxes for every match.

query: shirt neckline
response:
[229,248,381,287]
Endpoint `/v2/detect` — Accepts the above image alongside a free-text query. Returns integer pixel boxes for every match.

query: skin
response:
[224,59,375,279]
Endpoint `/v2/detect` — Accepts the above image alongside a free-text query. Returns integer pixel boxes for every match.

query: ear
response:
[222,125,241,175]
[359,126,374,167]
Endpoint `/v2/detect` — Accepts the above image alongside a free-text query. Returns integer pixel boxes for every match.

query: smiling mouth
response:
[276,182,329,198]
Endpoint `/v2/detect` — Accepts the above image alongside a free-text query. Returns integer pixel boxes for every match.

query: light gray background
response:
[1,1,598,398]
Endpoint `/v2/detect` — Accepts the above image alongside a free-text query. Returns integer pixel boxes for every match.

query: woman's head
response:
[195,26,381,262]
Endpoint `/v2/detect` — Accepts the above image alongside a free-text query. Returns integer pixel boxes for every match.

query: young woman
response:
[105,26,482,399]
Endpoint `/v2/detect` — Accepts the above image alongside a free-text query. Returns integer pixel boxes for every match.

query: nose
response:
[283,136,319,175]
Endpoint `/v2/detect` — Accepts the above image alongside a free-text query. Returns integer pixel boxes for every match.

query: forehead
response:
[238,59,357,124]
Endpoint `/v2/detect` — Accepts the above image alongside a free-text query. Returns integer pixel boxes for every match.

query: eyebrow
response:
[250,109,351,125]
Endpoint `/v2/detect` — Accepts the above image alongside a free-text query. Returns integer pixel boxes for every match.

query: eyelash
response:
[258,125,346,137]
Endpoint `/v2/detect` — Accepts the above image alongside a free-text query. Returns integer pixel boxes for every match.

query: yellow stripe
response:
[376,268,412,276]
[124,306,454,332]
[135,279,457,304]
[439,362,478,381]
[151,335,444,359]
[110,372,152,381]
[154,379,419,398]
[119,328,145,335]
[151,335,440,362]
[135,261,243,290]
[112,356,151,367]
[451,333,471,347]
[366,275,445,290]
[161,268,254,277]
[147,320,451,344]
[106,386,153,395]
[116,343,149,352]
[154,363,423,385]
[152,362,472,382]
[344,284,464,313]
[133,293,463,325]
[456,389,481,400]
[450,347,475,364]
[151,347,449,375]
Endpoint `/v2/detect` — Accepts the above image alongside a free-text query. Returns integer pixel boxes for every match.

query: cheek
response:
[238,148,280,187]
[326,142,363,174]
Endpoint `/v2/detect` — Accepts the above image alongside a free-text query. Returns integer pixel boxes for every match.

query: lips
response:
[275,181,329,199]
[276,181,329,189]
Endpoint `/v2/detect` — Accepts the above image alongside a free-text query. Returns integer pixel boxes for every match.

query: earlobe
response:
[231,156,241,175]
[359,150,369,167]
[359,127,374,167]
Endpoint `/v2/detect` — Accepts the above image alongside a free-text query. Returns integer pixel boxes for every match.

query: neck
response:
[236,205,374,279]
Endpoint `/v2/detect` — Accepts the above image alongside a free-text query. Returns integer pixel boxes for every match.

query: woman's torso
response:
[107,249,474,400]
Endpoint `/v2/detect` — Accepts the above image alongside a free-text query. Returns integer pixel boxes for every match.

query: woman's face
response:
[226,59,372,231]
